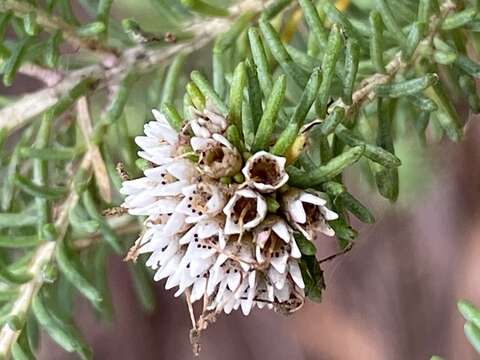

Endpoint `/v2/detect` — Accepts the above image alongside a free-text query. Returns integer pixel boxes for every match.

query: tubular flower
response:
[242,151,289,192]
[283,189,339,240]
[223,188,267,234]
[191,133,242,178]
[121,108,339,324]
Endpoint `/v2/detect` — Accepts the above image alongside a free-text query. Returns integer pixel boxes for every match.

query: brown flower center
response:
[232,197,257,224]
[261,233,288,260]
[303,203,320,225]
[249,157,280,185]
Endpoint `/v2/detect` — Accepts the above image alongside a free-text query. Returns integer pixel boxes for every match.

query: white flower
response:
[242,151,289,193]
[175,181,225,223]
[191,133,242,178]
[223,188,267,234]
[120,160,196,216]
[253,216,304,290]
[135,109,180,165]
[191,107,228,138]
[283,189,338,240]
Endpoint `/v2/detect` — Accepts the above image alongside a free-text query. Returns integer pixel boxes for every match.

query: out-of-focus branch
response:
[77,97,112,203]
[337,1,455,118]
[0,0,267,134]
[0,0,118,64]
[0,153,93,359]
[18,63,64,87]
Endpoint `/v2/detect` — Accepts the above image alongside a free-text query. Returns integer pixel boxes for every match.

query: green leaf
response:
[458,300,480,329]
[317,107,345,137]
[418,0,432,25]
[260,0,292,21]
[287,145,365,187]
[181,0,229,17]
[161,53,186,106]
[464,322,480,354]
[375,74,439,97]
[161,102,184,132]
[272,69,321,155]
[245,59,263,135]
[297,0,328,49]
[81,191,122,254]
[0,234,40,248]
[225,124,246,154]
[252,74,286,151]
[299,255,325,302]
[76,21,106,37]
[442,7,477,30]
[56,238,104,311]
[128,261,156,313]
[228,61,247,134]
[338,192,375,223]
[316,24,342,117]
[335,124,401,168]
[455,54,480,77]
[374,98,399,201]
[259,19,309,87]
[185,81,205,111]
[376,0,407,46]
[0,209,37,229]
[425,83,463,142]
[323,1,367,48]
[191,71,228,115]
[44,31,62,68]
[294,233,317,255]
[369,11,385,73]
[14,174,67,200]
[3,38,29,87]
[342,39,360,105]
[403,22,425,60]
[32,292,92,360]
[248,27,273,97]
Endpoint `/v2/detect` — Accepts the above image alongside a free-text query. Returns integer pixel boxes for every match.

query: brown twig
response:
[77,97,112,203]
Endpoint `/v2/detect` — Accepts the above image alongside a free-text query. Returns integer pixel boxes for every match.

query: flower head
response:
[242,151,289,192]
[122,107,341,330]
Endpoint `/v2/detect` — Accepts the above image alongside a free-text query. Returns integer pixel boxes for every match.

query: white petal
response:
[190,137,211,151]
[190,277,207,302]
[268,267,286,290]
[289,261,305,288]
[270,252,289,274]
[288,199,307,224]
[191,120,211,138]
[321,207,339,221]
[298,192,327,206]
[224,217,242,235]
[272,220,291,243]
[290,238,302,258]
[226,272,241,291]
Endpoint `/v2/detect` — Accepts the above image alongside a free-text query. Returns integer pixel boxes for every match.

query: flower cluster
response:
[120,108,338,316]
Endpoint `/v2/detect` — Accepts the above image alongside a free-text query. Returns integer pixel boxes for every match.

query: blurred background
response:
[2,0,480,358]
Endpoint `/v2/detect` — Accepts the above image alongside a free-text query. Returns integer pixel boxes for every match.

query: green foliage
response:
[0,0,479,357]
[458,300,480,354]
